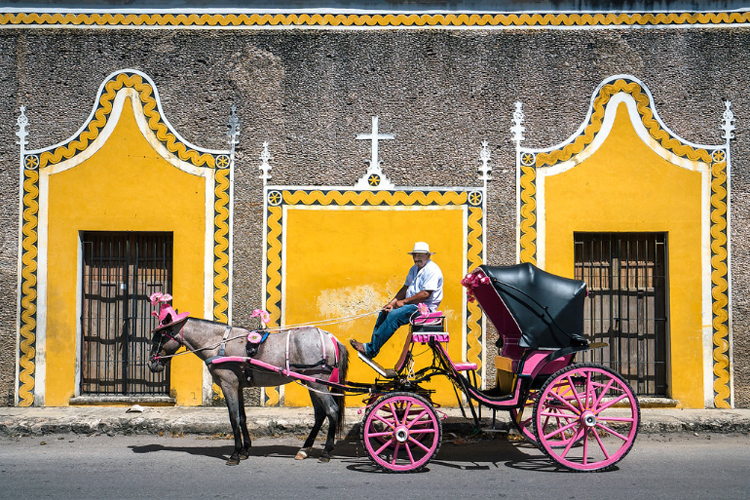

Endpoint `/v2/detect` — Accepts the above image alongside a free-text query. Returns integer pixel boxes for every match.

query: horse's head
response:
[148,322,185,373]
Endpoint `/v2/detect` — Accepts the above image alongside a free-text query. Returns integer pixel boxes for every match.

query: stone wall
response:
[0,25,747,406]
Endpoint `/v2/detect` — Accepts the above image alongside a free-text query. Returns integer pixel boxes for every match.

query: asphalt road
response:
[1,432,748,500]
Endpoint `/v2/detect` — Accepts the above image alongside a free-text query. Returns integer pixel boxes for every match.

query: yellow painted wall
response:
[284,207,465,406]
[543,102,704,407]
[45,96,207,406]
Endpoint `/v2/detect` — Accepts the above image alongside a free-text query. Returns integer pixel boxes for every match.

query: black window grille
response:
[575,232,668,397]
[80,231,173,396]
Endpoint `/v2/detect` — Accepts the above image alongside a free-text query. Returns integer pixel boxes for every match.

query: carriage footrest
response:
[357,351,397,378]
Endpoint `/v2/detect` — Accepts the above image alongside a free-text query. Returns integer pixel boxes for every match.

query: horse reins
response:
[151,309,380,363]
[149,309,381,361]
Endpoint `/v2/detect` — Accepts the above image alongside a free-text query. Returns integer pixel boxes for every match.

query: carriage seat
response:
[410,311,445,332]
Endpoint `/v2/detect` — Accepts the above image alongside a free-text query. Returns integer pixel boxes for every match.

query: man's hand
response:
[383,298,399,312]
[383,290,431,311]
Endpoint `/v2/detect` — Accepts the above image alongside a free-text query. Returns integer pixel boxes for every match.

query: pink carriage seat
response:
[411,311,444,327]
[410,311,448,343]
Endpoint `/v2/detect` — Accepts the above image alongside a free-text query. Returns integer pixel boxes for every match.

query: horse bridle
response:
[149,327,184,365]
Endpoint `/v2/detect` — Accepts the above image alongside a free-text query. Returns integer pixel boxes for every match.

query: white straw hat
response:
[408,242,434,255]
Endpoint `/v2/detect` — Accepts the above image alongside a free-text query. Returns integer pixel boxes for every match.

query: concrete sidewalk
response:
[1,405,749,438]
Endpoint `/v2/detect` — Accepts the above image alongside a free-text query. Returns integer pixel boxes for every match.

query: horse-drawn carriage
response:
[148,263,639,472]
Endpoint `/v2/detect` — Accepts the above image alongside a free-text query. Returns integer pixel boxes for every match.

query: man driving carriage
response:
[350,241,443,359]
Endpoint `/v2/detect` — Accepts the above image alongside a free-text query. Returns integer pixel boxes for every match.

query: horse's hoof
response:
[226,458,240,466]
[318,455,330,463]
[294,449,308,460]
[239,452,250,460]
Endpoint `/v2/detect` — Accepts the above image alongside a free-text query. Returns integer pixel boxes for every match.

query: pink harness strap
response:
[328,332,341,385]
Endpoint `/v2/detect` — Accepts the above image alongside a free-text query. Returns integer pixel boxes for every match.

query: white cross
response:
[356,116,394,167]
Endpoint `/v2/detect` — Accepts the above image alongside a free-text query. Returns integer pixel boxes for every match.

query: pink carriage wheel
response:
[512,388,586,448]
[511,389,582,448]
[361,392,442,472]
[533,363,640,472]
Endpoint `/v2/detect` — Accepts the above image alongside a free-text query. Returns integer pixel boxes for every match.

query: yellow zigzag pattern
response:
[38,72,215,169]
[537,80,712,168]
[283,189,467,206]
[264,205,283,406]
[213,169,230,323]
[18,169,39,407]
[2,12,750,27]
[466,207,484,371]
[519,165,537,265]
[710,160,731,408]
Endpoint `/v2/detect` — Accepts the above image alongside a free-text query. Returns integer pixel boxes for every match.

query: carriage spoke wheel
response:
[533,363,640,472]
[361,392,442,472]
[511,389,579,448]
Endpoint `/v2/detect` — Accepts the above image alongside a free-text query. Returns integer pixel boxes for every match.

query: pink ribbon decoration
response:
[251,309,270,324]
[247,331,263,344]
[417,303,430,317]
[460,272,490,303]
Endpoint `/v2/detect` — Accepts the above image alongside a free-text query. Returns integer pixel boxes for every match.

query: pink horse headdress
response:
[150,292,190,327]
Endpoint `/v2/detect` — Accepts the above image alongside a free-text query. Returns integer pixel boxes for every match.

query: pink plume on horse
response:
[250,309,270,324]
[149,292,173,306]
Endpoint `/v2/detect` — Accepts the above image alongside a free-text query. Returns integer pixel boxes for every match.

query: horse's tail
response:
[333,339,349,438]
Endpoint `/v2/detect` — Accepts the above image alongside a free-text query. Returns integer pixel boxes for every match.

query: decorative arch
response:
[16,69,236,406]
[514,75,734,408]
[262,188,485,407]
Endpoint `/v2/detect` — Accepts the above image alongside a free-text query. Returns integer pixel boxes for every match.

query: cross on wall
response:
[356,116,394,167]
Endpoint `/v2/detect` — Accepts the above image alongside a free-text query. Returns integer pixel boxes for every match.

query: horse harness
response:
[205,327,342,385]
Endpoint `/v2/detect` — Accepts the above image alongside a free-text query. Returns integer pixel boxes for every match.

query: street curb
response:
[1,407,749,438]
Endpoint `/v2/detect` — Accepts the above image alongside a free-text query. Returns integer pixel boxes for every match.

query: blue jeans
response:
[365,304,419,359]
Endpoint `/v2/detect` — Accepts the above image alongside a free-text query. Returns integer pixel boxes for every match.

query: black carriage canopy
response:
[478,263,588,350]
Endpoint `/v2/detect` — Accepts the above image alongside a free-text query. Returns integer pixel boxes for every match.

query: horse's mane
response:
[189,317,256,331]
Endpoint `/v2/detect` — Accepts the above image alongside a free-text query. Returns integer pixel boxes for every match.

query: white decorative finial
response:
[722,101,735,142]
[354,116,395,190]
[16,106,28,148]
[227,105,240,148]
[479,140,492,181]
[259,142,272,183]
[511,101,525,143]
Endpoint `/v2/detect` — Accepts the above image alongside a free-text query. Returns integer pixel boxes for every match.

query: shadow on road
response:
[128,433,604,473]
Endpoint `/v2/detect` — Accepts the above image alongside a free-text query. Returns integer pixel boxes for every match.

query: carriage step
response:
[480,427,508,433]
[357,351,397,378]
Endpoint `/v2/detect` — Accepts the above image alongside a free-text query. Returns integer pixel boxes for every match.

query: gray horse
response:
[148,317,349,465]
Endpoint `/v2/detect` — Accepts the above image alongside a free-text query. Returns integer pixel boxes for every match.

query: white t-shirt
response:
[404,260,443,312]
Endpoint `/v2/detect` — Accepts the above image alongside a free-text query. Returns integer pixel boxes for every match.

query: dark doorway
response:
[80,232,173,396]
[574,233,668,397]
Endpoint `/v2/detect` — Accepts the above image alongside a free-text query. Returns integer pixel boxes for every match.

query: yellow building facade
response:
[17,70,235,407]
[516,76,733,408]
[15,70,733,409]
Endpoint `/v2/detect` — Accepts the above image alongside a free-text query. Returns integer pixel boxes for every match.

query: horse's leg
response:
[318,393,341,463]
[237,384,252,460]
[295,392,326,460]
[217,374,245,466]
